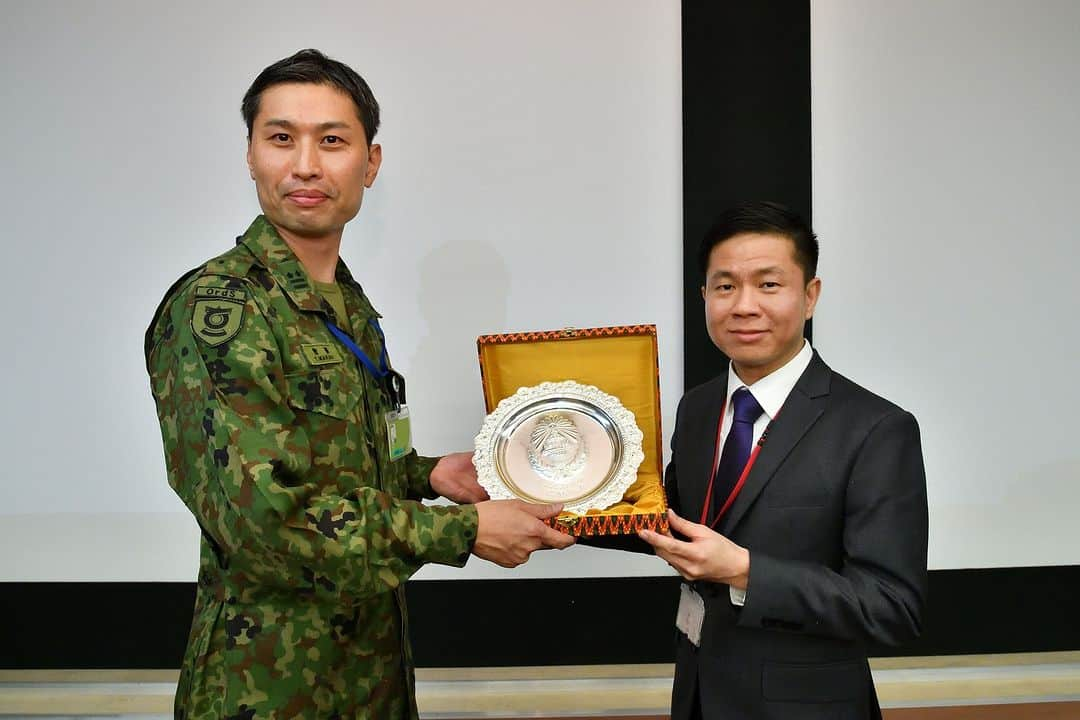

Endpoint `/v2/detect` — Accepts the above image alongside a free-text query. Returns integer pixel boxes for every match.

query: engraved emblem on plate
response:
[527,412,588,482]
[474,380,645,514]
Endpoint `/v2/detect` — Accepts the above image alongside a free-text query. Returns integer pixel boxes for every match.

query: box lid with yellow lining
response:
[476,325,669,536]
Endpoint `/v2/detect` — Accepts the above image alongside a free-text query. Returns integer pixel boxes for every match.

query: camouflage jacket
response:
[146,216,478,719]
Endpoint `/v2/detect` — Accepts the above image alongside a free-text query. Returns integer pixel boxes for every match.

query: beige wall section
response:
[1,653,1078,716]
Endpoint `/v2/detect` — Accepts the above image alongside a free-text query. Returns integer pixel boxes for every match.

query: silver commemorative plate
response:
[473,380,644,514]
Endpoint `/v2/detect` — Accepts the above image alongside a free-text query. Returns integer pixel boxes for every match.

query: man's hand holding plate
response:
[638,509,750,590]
[474,500,576,568]
[431,452,489,504]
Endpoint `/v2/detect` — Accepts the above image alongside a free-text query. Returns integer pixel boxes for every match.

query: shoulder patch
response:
[191,285,247,346]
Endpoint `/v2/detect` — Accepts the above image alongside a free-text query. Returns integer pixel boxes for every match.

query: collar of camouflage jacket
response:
[238,215,381,321]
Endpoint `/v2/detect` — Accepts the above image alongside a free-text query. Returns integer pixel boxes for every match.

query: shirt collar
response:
[725,339,813,419]
[334,255,381,319]
[238,215,379,319]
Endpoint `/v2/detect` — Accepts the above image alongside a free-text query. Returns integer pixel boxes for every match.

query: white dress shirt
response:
[718,339,813,605]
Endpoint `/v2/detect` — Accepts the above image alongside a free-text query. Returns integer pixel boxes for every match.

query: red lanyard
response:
[698,398,777,528]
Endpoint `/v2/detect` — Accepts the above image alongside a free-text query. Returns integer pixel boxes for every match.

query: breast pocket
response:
[285,370,363,476]
[285,369,360,420]
[284,370,378,493]
[763,465,832,508]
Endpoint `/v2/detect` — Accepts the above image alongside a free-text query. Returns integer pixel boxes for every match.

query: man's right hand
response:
[473,500,576,568]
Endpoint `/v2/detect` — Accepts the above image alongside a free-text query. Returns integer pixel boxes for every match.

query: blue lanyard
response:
[325,319,389,379]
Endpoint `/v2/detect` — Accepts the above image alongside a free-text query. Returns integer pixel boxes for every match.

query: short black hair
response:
[241,49,380,143]
[698,201,819,283]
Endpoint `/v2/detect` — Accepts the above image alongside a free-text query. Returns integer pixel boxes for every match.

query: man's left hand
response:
[638,509,750,589]
[430,452,490,504]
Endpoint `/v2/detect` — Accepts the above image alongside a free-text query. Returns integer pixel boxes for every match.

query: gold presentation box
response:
[476,325,669,537]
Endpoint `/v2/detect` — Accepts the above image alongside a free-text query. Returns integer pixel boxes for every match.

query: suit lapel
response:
[720,352,832,535]
[682,375,728,522]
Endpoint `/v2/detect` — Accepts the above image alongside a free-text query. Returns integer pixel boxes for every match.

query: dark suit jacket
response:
[666,351,928,720]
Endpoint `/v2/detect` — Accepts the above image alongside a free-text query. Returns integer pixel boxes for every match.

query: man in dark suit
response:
[639,201,928,719]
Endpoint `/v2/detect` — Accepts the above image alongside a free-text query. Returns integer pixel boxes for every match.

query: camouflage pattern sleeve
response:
[404,453,440,500]
[148,276,477,599]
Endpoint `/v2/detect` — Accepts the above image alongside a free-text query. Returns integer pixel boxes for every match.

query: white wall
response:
[5,0,1076,582]
[0,1,681,581]
[812,0,1080,568]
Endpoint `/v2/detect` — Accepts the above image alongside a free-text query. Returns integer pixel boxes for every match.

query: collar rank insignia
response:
[191,286,247,346]
[283,268,311,292]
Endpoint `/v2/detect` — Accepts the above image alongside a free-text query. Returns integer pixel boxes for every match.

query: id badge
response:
[676,583,705,647]
[385,405,412,461]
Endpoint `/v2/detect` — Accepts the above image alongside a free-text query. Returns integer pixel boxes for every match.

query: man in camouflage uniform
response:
[145,49,574,719]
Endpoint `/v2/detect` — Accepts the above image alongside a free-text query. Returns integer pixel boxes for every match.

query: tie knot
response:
[731,387,764,424]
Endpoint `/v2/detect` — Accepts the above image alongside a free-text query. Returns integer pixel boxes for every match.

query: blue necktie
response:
[712,387,764,522]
